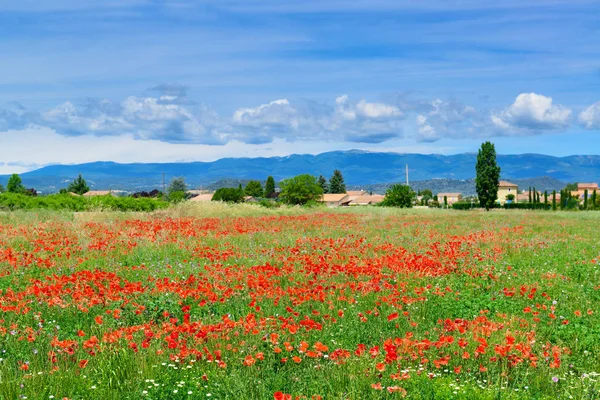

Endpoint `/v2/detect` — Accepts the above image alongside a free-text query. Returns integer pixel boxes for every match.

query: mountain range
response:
[1,150,599,194]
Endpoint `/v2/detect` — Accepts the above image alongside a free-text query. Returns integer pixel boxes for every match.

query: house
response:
[349,194,385,206]
[187,189,212,196]
[571,183,598,203]
[345,190,367,204]
[190,193,214,202]
[497,181,518,204]
[516,193,530,203]
[82,190,115,197]
[320,193,351,207]
[244,196,260,203]
[436,193,462,206]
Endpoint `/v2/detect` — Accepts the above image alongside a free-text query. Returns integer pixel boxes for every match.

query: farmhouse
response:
[571,183,598,203]
[82,190,115,197]
[436,192,462,205]
[320,193,351,207]
[349,194,385,206]
[190,193,214,202]
[497,181,518,204]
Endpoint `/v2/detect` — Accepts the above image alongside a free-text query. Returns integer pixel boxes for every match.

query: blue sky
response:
[1,0,599,173]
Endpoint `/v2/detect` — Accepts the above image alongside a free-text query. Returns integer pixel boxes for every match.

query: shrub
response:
[0,193,168,212]
[381,184,414,208]
[212,187,245,203]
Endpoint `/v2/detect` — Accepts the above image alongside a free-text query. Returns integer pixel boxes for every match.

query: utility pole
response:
[405,164,409,186]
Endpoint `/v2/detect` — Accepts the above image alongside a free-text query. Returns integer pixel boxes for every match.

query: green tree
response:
[212,187,245,203]
[67,174,90,195]
[552,190,557,211]
[564,183,578,191]
[265,176,276,197]
[592,190,598,210]
[506,193,515,202]
[0,184,5,193]
[584,189,589,209]
[244,180,264,198]
[420,189,433,205]
[167,177,187,202]
[544,191,548,207]
[382,184,414,208]
[7,174,25,193]
[475,142,501,211]
[279,174,323,205]
[528,187,532,204]
[317,175,329,194]
[328,170,346,194]
[443,196,448,208]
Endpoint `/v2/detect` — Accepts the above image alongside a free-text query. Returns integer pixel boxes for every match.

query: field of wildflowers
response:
[0,206,599,399]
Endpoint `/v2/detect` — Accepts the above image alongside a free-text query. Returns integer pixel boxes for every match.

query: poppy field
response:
[0,207,599,399]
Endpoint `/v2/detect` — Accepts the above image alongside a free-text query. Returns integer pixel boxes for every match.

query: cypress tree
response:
[552,190,557,211]
[592,190,597,210]
[528,187,532,204]
[584,189,589,209]
[475,141,501,211]
[265,176,276,197]
[544,191,548,208]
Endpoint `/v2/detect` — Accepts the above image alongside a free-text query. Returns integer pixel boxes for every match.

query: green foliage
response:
[503,202,549,210]
[328,170,346,194]
[564,182,578,191]
[317,175,329,194]
[265,176,276,197]
[475,141,501,211]
[552,191,557,211]
[211,187,245,203]
[452,201,482,210]
[244,180,264,198]
[0,193,168,211]
[167,177,187,196]
[381,184,414,208]
[167,191,186,203]
[258,199,280,209]
[279,174,324,205]
[505,193,515,201]
[67,174,90,195]
[0,184,5,193]
[7,174,25,193]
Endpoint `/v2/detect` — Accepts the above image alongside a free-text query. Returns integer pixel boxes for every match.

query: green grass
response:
[0,205,599,399]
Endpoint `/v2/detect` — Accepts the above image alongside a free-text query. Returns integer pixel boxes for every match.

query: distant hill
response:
[0,150,597,193]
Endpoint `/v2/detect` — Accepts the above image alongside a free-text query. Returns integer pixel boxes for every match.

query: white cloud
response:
[41,96,224,144]
[492,93,571,132]
[414,99,479,142]
[0,91,582,149]
[355,99,403,119]
[579,101,600,129]
[228,95,404,144]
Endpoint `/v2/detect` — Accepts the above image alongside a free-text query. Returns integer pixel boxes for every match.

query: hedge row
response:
[0,193,169,212]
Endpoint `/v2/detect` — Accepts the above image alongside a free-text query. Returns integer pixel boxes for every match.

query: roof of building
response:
[82,190,113,197]
[350,194,385,204]
[499,181,518,187]
[346,190,367,197]
[321,193,350,202]
[437,192,462,197]
[189,194,214,202]
[578,183,598,189]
